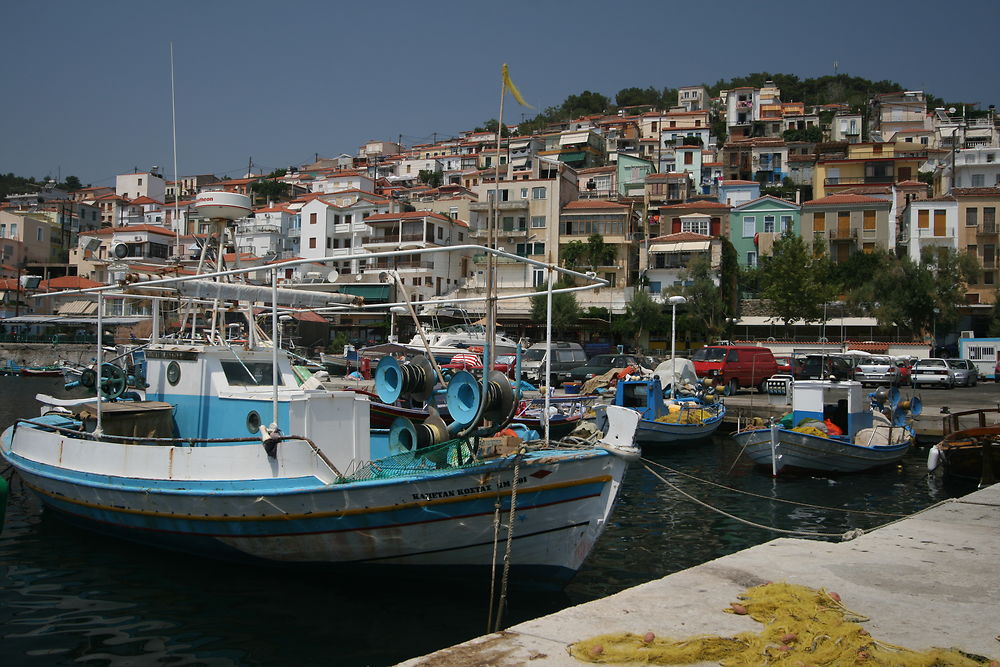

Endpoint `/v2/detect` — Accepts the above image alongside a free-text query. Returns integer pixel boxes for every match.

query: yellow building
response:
[813,143,926,199]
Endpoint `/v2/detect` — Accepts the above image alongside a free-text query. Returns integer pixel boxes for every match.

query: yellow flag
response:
[502,63,533,108]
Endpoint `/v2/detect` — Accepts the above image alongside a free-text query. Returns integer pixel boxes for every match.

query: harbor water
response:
[0,376,978,666]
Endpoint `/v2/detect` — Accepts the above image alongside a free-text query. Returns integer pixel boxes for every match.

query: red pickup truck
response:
[691,345,782,395]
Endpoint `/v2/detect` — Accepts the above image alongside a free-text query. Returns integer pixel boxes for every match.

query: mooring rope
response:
[493,449,524,632]
[486,480,503,633]
[642,457,909,517]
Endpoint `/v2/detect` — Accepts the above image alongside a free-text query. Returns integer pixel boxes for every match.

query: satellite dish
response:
[326,269,339,282]
[112,243,129,259]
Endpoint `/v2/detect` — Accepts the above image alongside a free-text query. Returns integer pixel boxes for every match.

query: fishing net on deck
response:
[339,439,481,483]
[655,409,715,425]
[569,582,996,666]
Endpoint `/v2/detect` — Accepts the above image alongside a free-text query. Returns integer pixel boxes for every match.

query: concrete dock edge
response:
[399,484,1000,666]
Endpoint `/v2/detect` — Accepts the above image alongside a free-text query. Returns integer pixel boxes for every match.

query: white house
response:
[902,196,959,263]
[116,172,166,202]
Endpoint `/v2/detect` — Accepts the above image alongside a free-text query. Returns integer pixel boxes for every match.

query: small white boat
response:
[732,380,915,475]
[405,324,518,361]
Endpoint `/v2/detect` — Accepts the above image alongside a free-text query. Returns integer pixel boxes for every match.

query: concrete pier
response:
[399,484,1000,666]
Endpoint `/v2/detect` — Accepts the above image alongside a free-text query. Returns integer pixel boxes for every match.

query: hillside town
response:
[2,82,998,355]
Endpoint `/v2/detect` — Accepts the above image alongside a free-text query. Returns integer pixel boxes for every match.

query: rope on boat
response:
[486,473,503,633]
[641,458,910,518]
[492,448,524,632]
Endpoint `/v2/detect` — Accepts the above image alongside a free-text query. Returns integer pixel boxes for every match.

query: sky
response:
[3,0,998,189]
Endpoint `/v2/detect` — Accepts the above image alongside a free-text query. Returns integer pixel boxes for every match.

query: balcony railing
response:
[472,254,521,265]
[824,176,895,186]
[366,261,434,271]
[828,228,858,241]
[978,223,998,235]
[287,228,300,237]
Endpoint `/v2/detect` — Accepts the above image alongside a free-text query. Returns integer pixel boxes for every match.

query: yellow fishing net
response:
[569,582,995,665]
[790,425,828,438]
[655,409,714,425]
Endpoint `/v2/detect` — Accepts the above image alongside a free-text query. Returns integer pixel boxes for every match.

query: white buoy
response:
[194,191,251,220]
[927,446,941,472]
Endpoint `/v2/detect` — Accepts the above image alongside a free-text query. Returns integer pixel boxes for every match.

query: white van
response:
[521,342,588,384]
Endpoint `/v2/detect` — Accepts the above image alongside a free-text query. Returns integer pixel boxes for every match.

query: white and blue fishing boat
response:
[1,195,640,591]
[731,380,916,475]
[597,373,725,444]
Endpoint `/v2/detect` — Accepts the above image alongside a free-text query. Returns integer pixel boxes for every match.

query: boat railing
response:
[943,407,1000,435]
[14,417,347,479]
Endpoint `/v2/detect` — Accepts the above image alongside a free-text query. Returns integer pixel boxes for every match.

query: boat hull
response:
[732,427,910,474]
[635,416,722,443]
[2,424,627,589]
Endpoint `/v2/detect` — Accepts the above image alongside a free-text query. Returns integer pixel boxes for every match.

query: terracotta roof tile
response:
[563,200,629,210]
[659,200,730,210]
[802,194,891,206]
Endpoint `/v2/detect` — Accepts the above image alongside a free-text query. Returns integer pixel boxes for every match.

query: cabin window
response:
[221,360,282,387]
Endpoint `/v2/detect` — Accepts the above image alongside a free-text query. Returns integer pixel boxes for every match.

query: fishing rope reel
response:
[869,386,922,427]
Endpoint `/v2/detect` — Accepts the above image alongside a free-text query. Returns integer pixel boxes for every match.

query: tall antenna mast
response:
[170,42,181,259]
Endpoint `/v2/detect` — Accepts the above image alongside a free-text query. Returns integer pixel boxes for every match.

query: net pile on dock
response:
[569,582,996,665]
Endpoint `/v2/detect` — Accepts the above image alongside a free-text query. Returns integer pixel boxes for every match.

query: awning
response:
[559,131,591,146]
[649,241,711,253]
[57,300,99,315]
[558,151,586,163]
[1,315,148,325]
[337,284,390,302]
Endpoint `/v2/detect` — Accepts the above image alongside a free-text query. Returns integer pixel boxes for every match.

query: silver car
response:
[854,355,900,386]
[945,358,978,387]
[910,358,954,389]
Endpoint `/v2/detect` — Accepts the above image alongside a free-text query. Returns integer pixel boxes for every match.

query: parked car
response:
[894,357,913,386]
[690,345,782,395]
[521,342,588,384]
[854,355,901,387]
[945,358,978,387]
[910,358,954,389]
[569,354,654,382]
[797,354,854,381]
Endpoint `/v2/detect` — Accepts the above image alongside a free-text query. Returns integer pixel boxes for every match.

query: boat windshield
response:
[691,347,727,362]
[221,361,282,387]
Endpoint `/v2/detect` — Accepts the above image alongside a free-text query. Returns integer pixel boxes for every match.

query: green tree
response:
[60,175,83,191]
[530,280,579,337]
[418,170,442,188]
[612,290,665,351]
[250,178,289,203]
[615,86,661,109]
[586,233,617,268]
[678,255,731,343]
[987,289,1000,337]
[560,90,610,118]
[758,233,836,332]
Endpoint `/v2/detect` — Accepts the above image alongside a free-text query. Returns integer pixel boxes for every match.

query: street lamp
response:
[668,295,687,399]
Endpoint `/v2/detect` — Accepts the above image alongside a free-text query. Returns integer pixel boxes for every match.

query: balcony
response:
[824,175,895,186]
[472,254,521,265]
[237,224,279,235]
[978,223,998,236]
[828,228,858,241]
[287,227,300,237]
[366,260,434,271]
[469,200,528,212]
